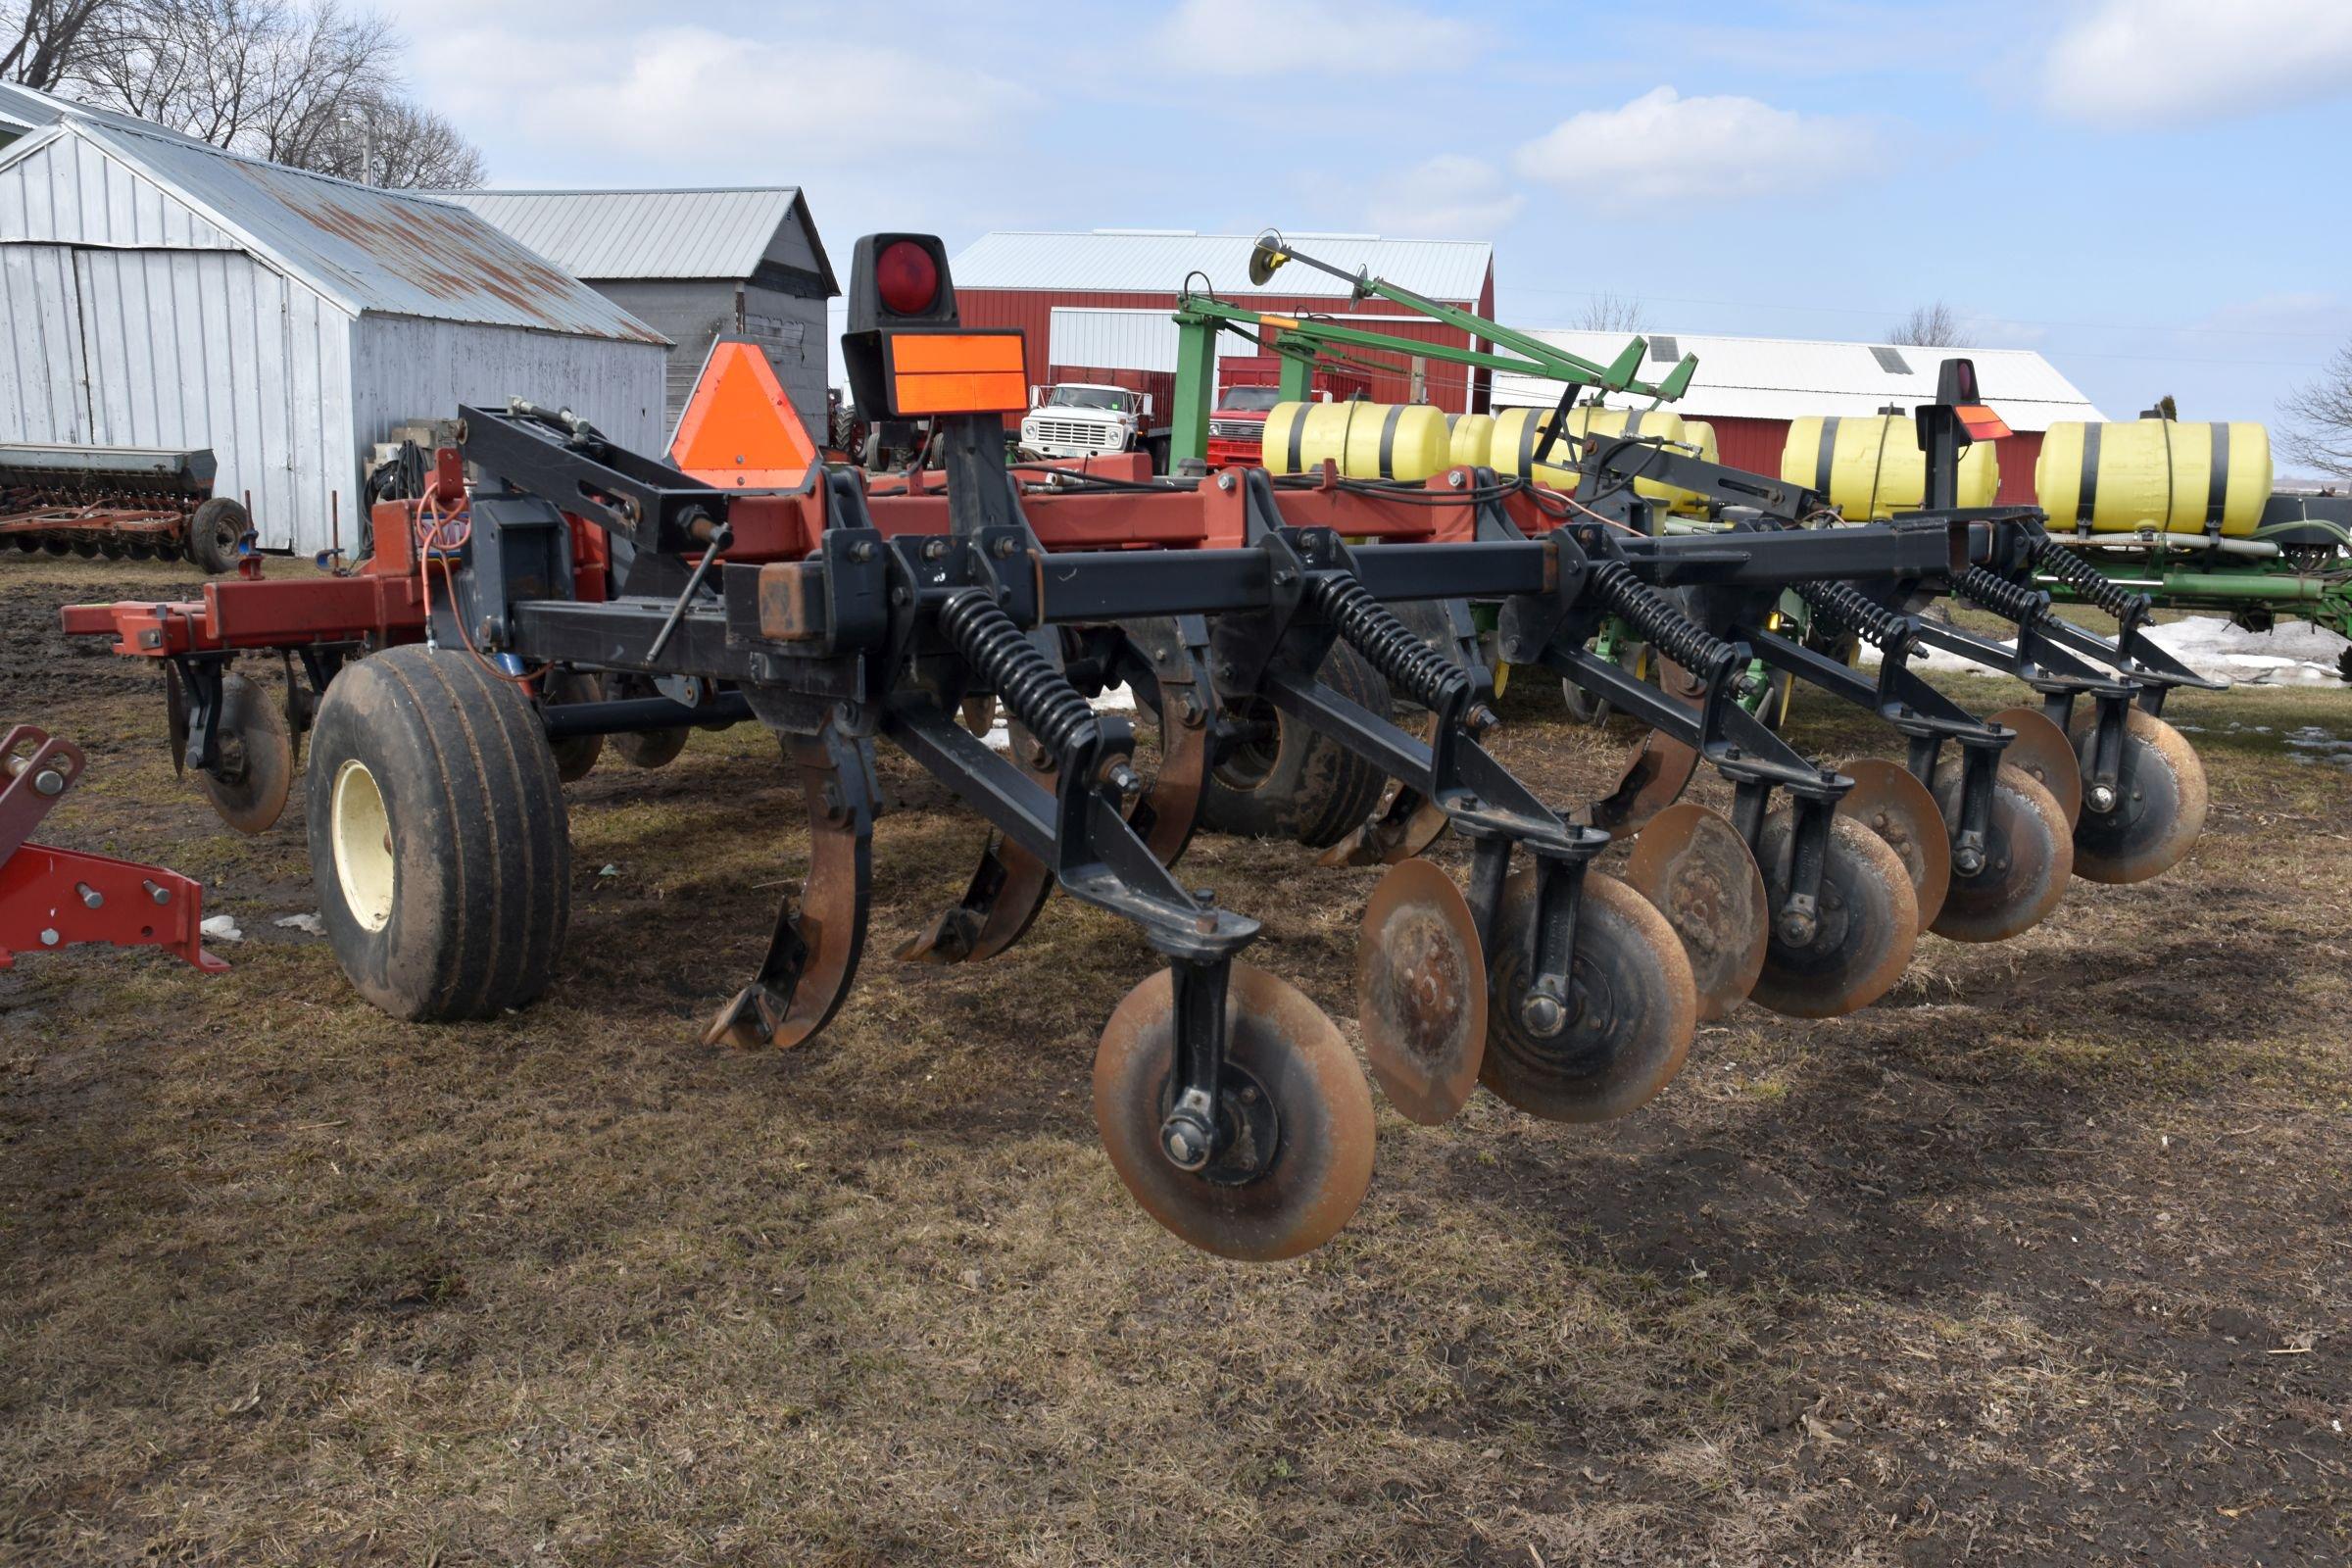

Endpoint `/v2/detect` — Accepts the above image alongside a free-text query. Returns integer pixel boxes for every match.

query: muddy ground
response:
[3,557,2348,1566]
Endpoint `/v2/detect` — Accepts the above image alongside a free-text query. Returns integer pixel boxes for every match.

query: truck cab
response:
[1019,382,1154,462]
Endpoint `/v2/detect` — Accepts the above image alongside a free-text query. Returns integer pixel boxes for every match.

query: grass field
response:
[5,558,2349,1565]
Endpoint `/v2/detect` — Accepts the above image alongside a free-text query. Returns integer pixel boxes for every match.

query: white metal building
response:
[0,83,666,557]
[432,187,835,433]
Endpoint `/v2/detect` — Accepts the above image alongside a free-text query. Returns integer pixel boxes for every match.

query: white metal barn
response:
[0,84,667,557]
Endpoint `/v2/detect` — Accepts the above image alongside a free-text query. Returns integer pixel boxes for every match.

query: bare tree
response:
[1886,301,1975,349]
[2280,343,2352,478]
[2,0,114,88]
[53,0,482,185]
[1576,291,1646,332]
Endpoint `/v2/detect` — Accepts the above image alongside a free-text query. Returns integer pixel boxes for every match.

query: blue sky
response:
[382,0,2352,448]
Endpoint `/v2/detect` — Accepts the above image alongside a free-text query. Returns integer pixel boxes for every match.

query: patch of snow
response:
[981,683,1137,753]
[272,912,324,936]
[200,914,243,943]
[2142,615,2347,687]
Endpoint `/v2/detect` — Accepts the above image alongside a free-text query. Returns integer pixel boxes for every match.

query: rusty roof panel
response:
[74,119,664,344]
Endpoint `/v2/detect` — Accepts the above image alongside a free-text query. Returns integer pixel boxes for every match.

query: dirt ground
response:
[4,557,2348,1566]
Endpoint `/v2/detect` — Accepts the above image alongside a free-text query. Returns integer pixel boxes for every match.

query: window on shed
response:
[1648,335,1680,363]
[1870,346,1912,374]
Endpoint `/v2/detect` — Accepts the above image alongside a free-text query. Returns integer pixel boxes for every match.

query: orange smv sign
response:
[669,340,818,489]
[883,330,1029,416]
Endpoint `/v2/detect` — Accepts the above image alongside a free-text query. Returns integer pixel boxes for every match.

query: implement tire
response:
[185,497,248,574]
[305,645,571,1021]
[1200,641,1393,850]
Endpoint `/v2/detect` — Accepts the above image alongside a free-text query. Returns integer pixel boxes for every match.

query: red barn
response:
[948,229,1497,414]
[1492,331,2105,505]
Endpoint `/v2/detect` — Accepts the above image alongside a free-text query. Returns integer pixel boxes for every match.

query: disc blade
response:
[195,671,292,835]
[2067,707,2209,884]
[1927,760,2073,943]
[1095,961,1374,1261]
[1749,813,1918,1018]
[1836,758,1953,931]
[1577,731,1701,836]
[1479,870,1696,1123]
[1624,802,1768,1022]
[1357,858,1487,1124]
[1987,707,2083,830]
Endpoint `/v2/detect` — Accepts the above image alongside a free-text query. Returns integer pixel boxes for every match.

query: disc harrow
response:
[44,236,2226,1260]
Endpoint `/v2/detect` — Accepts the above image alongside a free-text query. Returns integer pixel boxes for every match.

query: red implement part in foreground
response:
[0,724,226,973]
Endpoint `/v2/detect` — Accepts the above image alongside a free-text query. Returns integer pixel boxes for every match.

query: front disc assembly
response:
[541,667,605,783]
[1836,758,1953,930]
[1094,962,1374,1261]
[1748,812,1918,1018]
[1357,858,1487,1124]
[1479,870,1696,1123]
[1928,760,2073,942]
[1623,802,1768,1023]
[1986,707,2084,830]
[2068,707,2209,884]
[1577,731,1702,837]
[197,671,294,835]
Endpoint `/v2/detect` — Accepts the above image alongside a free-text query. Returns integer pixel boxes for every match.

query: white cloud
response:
[1512,86,1878,212]
[1365,155,1525,237]
[2043,0,2352,126]
[1160,0,1482,75]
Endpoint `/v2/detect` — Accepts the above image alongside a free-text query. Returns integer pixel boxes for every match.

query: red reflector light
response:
[875,241,939,317]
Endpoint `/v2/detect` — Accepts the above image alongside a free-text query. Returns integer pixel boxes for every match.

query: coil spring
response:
[1954,564,2049,626]
[2031,534,2139,619]
[1305,574,1472,712]
[1588,560,1737,679]
[937,590,1099,764]
[1793,579,1909,650]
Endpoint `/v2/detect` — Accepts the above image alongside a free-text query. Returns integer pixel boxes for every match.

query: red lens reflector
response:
[875,241,939,317]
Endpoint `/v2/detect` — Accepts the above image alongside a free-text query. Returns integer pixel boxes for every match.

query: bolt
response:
[1954,848,1985,876]
[1519,990,1567,1038]
[75,882,102,910]
[40,928,59,947]
[1447,470,1466,489]
[1778,909,1819,947]
[849,540,877,563]
[2088,784,2117,812]
[1466,704,1500,735]
[993,536,1018,559]
[1163,1125,1202,1167]
[32,767,66,797]
[1271,568,1295,587]
[1106,762,1143,797]
[922,538,947,561]
[142,879,170,906]
[890,586,911,606]
[1217,473,1236,492]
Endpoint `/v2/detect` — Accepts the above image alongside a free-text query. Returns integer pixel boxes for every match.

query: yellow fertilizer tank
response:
[1780,413,1998,517]
[1446,412,1495,468]
[1684,419,1719,466]
[2034,419,2270,536]
[1261,400,1451,482]
[1490,406,1694,502]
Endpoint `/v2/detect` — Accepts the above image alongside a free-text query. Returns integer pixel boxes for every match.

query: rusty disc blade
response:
[1987,707,2083,830]
[1625,803,1769,1023]
[1577,731,1701,836]
[196,671,293,835]
[1094,961,1374,1261]
[542,667,605,783]
[2067,707,2208,884]
[1357,858,1487,1124]
[1836,758,1953,931]
[1479,870,1696,1123]
[1748,813,1918,1018]
[1928,760,2073,943]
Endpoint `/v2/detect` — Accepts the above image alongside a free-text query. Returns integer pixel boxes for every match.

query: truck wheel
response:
[1147,434,1172,474]
[185,497,249,574]
[305,645,571,1021]
[1201,642,1393,849]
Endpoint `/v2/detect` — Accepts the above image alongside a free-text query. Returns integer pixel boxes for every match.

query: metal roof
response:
[430,187,836,290]
[0,86,662,343]
[1491,329,2105,431]
[952,230,1494,303]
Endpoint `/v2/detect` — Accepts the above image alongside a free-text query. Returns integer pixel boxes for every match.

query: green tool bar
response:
[1175,296,1656,396]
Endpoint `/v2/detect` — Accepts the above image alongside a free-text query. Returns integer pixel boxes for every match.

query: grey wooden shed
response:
[0,82,667,558]
[433,187,836,436]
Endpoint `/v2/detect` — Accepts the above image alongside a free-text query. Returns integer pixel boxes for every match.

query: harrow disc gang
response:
[1928,760,2073,943]
[2067,708,2208,884]
[1479,869,1696,1123]
[1094,961,1374,1260]
[1623,802,1768,1023]
[1357,858,1488,1124]
[1748,812,1918,1018]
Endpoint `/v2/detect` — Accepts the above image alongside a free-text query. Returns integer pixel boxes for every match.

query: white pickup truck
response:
[1017,383,1165,466]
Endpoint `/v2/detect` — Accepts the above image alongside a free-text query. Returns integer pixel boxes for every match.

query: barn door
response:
[0,247,95,443]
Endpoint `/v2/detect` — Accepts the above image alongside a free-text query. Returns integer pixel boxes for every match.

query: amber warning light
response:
[884,331,1028,416]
